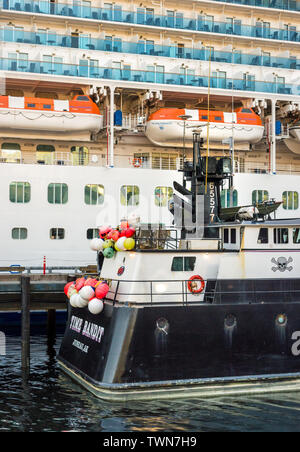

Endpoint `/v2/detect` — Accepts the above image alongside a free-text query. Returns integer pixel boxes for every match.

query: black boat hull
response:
[58,302,300,400]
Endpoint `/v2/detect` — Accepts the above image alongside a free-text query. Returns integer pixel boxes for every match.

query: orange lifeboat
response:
[145,107,264,147]
[0,95,103,134]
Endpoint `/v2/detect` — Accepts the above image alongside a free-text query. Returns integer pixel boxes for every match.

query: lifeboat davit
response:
[0,95,103,134]
[145,107,264,147]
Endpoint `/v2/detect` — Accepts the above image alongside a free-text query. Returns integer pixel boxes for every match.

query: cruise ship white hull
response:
[0,163,297,269]
[0,109,102,134]
[145,120,264,147]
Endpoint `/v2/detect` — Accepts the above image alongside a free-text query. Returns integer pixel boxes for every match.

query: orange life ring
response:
[188,275,205,294]
[132,158,142,168]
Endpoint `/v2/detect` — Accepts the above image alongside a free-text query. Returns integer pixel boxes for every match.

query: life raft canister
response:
[188,275,205,294]
[132,158,142,168]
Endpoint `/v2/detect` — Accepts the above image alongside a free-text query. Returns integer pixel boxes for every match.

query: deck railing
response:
[1,28,300,72]
[2,0,300,42]
[0,57,298,96]
[1,154,300,175]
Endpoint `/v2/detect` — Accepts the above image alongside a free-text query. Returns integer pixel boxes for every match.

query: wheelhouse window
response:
[36,144,55,164]
[221,189,238,208]
[87,228,100,239]
[171,257,196,271]
[258,228,269,244]
[71,146,89,166]
[283,191,299,210]
[12,228,27,240]
[293,228,300,244]
[154,187,173,207]
[50,228,65,240]
[1,143,21,163]
[223,228,237,244]
[9,182,30,203]
[48,183,68,204]
[121,185,139,206]
[252,190,269,204]
[84,185,104,205]
[274,228,289,244]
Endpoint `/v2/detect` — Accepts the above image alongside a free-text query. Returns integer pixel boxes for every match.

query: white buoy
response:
[79,286,95,301]
[88,298,104,315]
[70,293,79,307]
[115,236,127,251]
[90,238,104,251]
[76,295,89,308]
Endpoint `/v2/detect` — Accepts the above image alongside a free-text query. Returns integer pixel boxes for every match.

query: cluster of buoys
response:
[89,221,136,258]
[64,277,110,314]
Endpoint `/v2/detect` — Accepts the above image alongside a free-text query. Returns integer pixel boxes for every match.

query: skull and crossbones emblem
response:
[271,257,293,272]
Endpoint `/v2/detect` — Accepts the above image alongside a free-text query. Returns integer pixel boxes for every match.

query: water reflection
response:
[1,332,300,431]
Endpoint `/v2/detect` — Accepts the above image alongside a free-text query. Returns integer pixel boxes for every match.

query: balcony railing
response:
[0,57,299,96]
[1,28,300,72]
[1,153,300,175]
[2,0,300,44]
[210,0,300,12]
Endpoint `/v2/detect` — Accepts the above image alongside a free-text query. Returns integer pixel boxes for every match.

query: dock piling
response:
[21,276,31,376]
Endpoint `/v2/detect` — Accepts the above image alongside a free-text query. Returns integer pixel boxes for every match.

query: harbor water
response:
[1,327,300,432]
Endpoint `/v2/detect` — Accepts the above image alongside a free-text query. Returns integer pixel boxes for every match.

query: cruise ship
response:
[1,0,300,268]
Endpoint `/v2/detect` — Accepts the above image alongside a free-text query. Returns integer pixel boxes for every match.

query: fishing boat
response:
[58,133,300,401]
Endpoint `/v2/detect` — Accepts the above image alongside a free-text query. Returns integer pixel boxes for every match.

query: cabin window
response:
[283,191,299,210]
[242,108,252,113]
[50,228,65,240]
[201,115,208,120]
[43,104,51,109]
[1,143,21,162]
[274,228,289,244]
[85,185,104,205]
[171,257,196,271]
[223,228,237,244]
[221,189,238,208]
[121,185,139,206]
[214,116,222,121]
[252,190,269,204]
[70,146,89,166]
[87,228,100,239]
[48,183,68,204]
[231,229,237,244]
[36,144,55,164]
[224,228,229,244]
[154,187,173,207]
[12,228,27,240]
[9,182,30,203]
[76,96,90,101]
[293,228,300,244]
[258,228,269,244]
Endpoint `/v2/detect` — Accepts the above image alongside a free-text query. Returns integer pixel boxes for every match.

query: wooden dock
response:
[0,274,69,311]
[0,273,72,376]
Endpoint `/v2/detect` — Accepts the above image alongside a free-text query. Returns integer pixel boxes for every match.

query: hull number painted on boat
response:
[210,182,216,223]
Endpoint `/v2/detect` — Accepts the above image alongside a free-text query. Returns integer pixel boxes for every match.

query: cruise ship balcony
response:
[0,57,298,98]
[208,0,300,13]
[1,28,300,72]
[3,0,300,45]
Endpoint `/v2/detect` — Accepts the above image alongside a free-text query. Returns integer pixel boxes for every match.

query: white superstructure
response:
[2,0,300,268]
